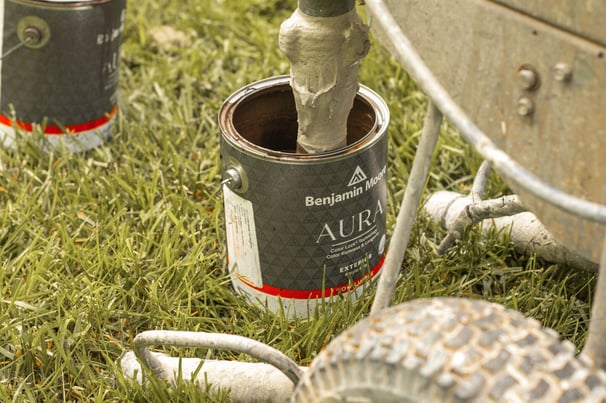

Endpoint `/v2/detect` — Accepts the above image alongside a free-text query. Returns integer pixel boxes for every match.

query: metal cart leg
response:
[370,102,442,314]
[582,234,606,370]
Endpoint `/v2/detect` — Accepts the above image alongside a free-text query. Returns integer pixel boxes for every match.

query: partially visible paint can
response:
[0,0,126,152]
[219,75,389,317]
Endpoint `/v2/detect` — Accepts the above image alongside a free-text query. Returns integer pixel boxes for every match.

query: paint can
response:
[219,75,389,317]
[0,0,126,152]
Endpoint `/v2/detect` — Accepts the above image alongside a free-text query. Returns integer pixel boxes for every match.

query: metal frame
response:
[364,0,606,226]
[364,0,606,369]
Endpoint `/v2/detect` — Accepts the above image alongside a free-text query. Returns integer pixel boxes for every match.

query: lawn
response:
[0,0,596,401]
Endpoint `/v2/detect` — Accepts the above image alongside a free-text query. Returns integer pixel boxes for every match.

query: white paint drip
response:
[279,8,369,153]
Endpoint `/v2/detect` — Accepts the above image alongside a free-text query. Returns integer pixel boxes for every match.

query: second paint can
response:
[219,75,389,317]
[0,0,126,152]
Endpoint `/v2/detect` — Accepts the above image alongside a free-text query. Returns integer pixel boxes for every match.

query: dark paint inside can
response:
[230,84,376,154]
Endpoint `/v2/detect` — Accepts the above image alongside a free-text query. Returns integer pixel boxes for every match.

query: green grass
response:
[0,0,596,401]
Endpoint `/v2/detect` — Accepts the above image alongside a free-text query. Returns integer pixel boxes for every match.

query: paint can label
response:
[219,76,389,314]
[223,185,263,288]
[0,0,126,151]
[222,143,387,299]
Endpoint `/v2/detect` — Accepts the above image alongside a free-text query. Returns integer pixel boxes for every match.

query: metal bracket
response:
[18,16,51,49]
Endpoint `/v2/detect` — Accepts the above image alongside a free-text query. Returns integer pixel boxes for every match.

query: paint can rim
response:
[218,75,390,164]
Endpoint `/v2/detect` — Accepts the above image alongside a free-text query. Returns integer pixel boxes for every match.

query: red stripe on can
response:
[0,107,117,135]
[237,255,385,299]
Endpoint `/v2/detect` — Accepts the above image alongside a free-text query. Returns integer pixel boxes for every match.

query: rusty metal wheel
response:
[293,298,606,402]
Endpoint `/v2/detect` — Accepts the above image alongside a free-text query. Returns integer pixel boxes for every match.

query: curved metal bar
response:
[365,0,606,224]
[133,330,303,385]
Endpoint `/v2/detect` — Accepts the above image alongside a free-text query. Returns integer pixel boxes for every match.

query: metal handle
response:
[133,330,304,385]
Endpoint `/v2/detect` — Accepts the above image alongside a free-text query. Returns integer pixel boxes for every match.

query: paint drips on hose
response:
[279,4,369,153]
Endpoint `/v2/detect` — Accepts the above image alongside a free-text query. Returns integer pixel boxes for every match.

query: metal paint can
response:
[0,0,126,152]
[219,75,389,317]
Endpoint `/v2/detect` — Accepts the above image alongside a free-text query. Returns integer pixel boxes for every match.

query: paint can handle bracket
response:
[222,158,248,193]
[0,16,51,60]
[222,167,245,191]
[18,16,51,49]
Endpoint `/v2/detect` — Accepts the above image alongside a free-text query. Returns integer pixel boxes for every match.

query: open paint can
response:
[219,75,389,317]
[0,0,125,152]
